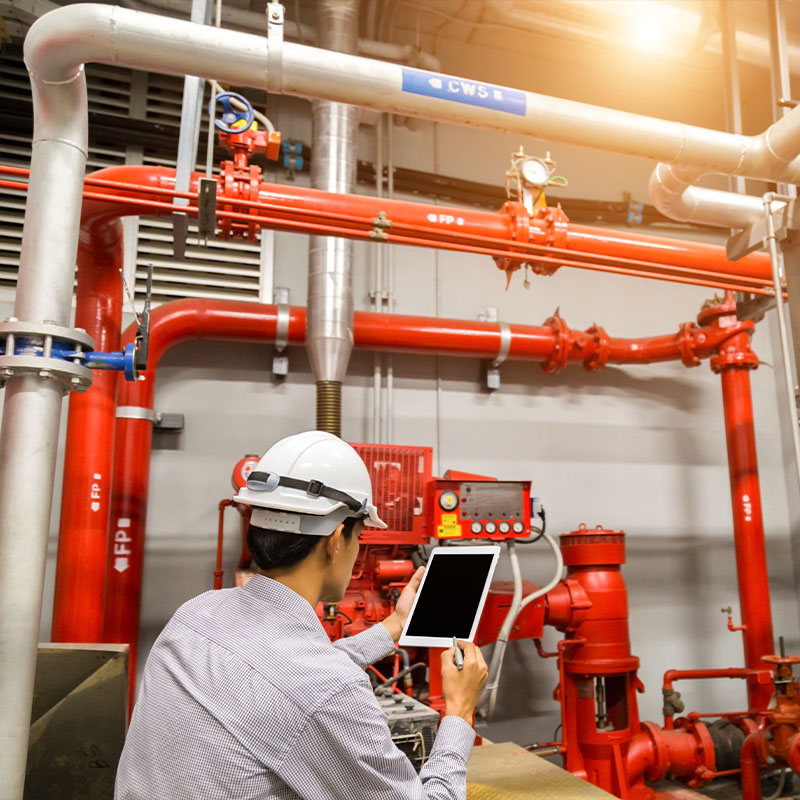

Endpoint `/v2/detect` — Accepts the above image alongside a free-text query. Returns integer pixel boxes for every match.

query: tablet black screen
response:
[404,552,495,639]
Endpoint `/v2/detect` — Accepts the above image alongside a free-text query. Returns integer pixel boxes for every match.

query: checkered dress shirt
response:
[115,575,476,799]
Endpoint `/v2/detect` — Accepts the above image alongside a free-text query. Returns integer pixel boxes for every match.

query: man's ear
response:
[324,523,346,562]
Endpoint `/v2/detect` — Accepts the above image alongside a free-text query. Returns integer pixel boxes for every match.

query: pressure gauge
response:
[512,520,525,534]
[498,520,511,534]
[484,521,497,535]
[470,521,483,535]
[519,156,552,188]
[439,490,459,512]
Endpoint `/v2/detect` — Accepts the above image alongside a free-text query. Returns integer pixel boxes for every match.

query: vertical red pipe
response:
[51,223,123,642]
[103,416,154,706]
[712,312,775,709]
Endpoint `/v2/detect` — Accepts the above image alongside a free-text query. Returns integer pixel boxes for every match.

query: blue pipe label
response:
[401,68,527,117]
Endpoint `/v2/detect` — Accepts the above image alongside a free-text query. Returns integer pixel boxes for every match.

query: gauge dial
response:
[498,520,511,534]
[470,521,483,535]
[484,521,497,534]
[438,490,459,512]
[512,521,525,534]
[519,157,551,187]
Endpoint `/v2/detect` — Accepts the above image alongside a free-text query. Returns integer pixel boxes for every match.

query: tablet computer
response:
[398,545,500,648]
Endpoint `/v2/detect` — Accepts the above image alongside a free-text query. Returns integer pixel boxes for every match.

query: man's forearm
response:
[381,612,403,643]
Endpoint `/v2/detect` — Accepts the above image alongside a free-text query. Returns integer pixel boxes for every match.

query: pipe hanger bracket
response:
[265,2,284,95]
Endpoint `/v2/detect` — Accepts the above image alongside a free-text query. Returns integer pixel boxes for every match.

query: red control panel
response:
[432,477,533,540]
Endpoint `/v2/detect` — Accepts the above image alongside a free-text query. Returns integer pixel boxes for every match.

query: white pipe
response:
[24,4,800,186]
[763,194,800,521]
[480,541,523,718]
[121,0,440,70]
[480,533,564,718]
[648,163,777,229]
[0,379,67,799]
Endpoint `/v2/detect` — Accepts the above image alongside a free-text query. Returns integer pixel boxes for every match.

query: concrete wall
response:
[13,17,800,749]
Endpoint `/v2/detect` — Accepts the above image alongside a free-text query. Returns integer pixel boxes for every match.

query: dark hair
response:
[247,516,361,571]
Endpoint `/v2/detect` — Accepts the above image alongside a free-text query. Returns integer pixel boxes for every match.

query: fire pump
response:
[215,437,800,800]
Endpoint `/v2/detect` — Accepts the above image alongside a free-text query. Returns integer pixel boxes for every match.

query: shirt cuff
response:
[432,715,476,760]
[333,622,396,668]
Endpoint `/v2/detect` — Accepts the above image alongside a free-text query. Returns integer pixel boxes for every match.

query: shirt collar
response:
[241,574,327,639]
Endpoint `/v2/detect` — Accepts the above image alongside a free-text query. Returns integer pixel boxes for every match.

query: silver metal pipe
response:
[720,0,746,198]
[648,162,775,228]
[768,0,797,200]
[763,195,800,508]
[308,0,358,415]
[372,112,383,443]
[24,4,800,185]
[0,377,65,798]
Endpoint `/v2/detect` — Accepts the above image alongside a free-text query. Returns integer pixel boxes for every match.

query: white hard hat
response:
[233,430,387,536]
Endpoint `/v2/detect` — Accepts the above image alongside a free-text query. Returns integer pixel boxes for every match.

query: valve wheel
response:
[209,91,255,134]
[762,654,800,665]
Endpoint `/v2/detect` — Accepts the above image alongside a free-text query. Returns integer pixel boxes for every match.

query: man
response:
[116,430,488,799]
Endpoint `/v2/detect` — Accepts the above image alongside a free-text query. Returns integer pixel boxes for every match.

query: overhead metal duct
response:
[308,0,359,437]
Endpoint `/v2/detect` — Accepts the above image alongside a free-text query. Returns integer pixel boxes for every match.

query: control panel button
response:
[438,490,459,512]
[498,521,511,534]
[470,521,483,535]
[512,521,525,534]
[484,521,497,534]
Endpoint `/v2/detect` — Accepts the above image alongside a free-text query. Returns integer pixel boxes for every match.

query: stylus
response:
[453,636,464,670]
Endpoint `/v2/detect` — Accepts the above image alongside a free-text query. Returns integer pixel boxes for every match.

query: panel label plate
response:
[401,68,527,117]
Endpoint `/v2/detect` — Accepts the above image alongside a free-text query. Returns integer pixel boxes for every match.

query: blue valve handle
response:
[209,91,255,134]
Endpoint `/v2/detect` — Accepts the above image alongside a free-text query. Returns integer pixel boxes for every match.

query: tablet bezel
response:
[398,544,501,648]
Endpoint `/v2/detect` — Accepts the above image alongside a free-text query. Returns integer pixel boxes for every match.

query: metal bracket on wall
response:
[273,287,290,378]
[116,406,185,431]
[726,199,794,262]
[478,307,508,392]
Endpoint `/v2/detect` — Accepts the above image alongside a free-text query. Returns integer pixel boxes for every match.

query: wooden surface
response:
[467,742,617,800]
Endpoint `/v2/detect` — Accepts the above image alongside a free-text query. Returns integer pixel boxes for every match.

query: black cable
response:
[373,662,426,693]
[517,505,547,544]
[336,610,353,625]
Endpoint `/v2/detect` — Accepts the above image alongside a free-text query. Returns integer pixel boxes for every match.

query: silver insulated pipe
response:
[308,0,359,438]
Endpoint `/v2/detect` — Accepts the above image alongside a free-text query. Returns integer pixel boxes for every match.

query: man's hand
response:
[381,566,425,642]
[441,640,488,725]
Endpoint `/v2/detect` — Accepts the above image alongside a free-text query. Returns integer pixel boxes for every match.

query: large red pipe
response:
[51,167,173,643]
[0,164,776,295]
[51,199,129,641]
[703,301,775,710]
[98,299,757,688]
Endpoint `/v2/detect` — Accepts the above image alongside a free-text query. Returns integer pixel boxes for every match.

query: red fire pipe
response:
[700,298,776,710]
[0,165,777,295]
[97,298,757,694]
[52,167,176,644]
[740,731,763,800]
[51,202,126,641]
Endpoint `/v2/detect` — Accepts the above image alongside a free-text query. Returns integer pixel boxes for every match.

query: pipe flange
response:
[530,204,570,276]
[494,201,529,274]
[0,320,94,350]
[678,322,701,368]
[0,355,92,393]
[583,324,610,371]
[0,320,95,392]
[710,346,760,373]
[542,314,571,375]
[640,720,670,782]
